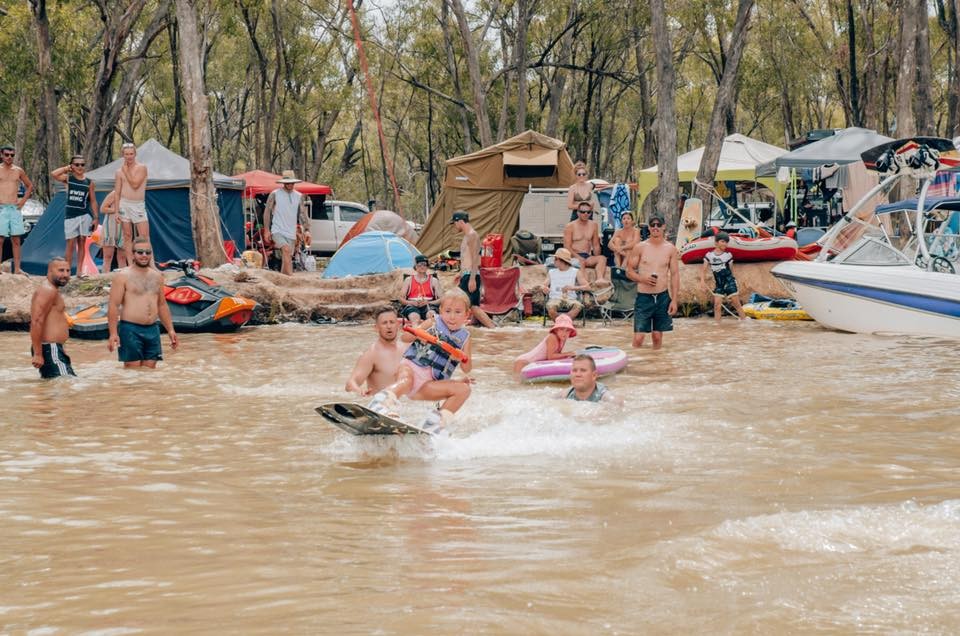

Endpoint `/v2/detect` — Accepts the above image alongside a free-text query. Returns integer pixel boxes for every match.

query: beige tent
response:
[417,130,577,257]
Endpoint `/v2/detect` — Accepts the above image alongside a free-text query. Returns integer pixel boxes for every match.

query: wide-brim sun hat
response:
[553,247,574,264]
[550,313,577,338]
[277,169,302,184]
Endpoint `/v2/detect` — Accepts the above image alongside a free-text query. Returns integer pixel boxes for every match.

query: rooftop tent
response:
[322,231,421,279]
[20,139,244,275]
[637,133,788,208]
[231,170,332,197]
[755,127,894,176]
[416,130,576,257]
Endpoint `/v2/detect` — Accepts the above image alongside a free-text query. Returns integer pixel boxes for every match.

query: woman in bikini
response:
[567,161,595,217]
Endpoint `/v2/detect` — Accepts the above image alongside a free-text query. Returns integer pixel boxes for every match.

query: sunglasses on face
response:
[649,222,664,228]
[578,209,592,214]
[73,163,85,167]
[576,172,587,176]
[1,152,13,157]
[134,249,153,255]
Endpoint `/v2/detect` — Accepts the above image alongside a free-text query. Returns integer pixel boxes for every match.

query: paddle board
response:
[675,197,703,248]
[316,402,434,436]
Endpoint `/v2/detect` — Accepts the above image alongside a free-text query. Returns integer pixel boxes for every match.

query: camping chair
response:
[479,266,523,325]
[539,262,592,328]
[589,268,636,326]
[510,229,542,264]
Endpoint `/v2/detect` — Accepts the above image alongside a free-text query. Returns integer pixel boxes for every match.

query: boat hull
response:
[772,261,960,338]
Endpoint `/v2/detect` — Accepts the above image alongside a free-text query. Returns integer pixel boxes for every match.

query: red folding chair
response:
[479,267,523,323]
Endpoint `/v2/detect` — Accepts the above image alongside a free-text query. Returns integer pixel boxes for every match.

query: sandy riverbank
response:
[0,262,791,327]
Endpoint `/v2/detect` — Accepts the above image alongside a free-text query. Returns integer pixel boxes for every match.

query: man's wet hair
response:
[715,231,730,242]
[375,306,397,321]
[572,353,597,371]
[133,237,150,247]
[48,257,68,266]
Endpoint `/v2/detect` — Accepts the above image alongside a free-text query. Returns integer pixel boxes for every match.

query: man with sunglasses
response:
[563,200,609,284]
[107,238,179,369]
[52,156,99,277]
[625,214,679,350]
[0,144,34,275]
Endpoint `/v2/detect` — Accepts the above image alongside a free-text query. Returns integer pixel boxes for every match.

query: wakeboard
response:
[316,402,433,436]
[860,137,959,173]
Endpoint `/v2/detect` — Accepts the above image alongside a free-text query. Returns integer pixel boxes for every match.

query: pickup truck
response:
[309,200,369,254]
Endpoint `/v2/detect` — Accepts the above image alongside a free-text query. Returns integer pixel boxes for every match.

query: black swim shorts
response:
[118,320,163,362]
[633,292,673,333]
[458,272,481,306]
[401,304,438,321]
[33,343,77,379]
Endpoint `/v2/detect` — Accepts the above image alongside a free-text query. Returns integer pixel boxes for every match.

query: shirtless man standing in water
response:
[107,238,178,368]
[29,258,75,378]
[115,142,149,264]
[452,210,495,328]
[345,307,405,396]
[563,200,609,284]
[626,214,679,350]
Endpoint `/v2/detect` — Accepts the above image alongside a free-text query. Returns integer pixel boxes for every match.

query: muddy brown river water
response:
[1,319,958,634]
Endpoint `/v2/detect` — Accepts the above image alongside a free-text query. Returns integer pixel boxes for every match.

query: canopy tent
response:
[322,231,421,279]
[637,133,788,208]
[756,127,894,176]
[20,139,244,275]
[416,130,576,257]
[231,170,332,197]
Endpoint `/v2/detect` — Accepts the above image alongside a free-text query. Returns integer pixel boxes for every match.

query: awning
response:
[503,147,558,167]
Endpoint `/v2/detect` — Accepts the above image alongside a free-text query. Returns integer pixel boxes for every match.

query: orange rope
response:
[347,0,404,218]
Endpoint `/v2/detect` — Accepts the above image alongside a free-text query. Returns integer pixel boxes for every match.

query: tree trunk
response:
[650,0,679,232]
[175,0,225,267]
[545,0,577,138]
[30,0,61,199]
[895,1,918,138]
[440,0,474,151]
[914,0,935,135]
[449,0,493,148]
[15,94,30,163]
[846,0,862,126]
[695,0,754,190]
[513,0,531,133]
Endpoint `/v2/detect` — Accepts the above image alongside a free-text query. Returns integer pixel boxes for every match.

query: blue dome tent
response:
[322,231,421,279]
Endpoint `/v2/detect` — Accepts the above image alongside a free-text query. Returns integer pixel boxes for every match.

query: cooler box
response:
[481,233,503,268]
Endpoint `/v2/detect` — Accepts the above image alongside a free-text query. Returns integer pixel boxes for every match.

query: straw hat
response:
[550,313,577,338]
[277,170,302,184]
[553,247,575,265]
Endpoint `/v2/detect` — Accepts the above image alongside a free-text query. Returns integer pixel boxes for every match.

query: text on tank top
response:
[65,175,91,219]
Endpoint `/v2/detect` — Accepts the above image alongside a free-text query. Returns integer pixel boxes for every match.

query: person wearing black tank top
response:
[51,156,99,277]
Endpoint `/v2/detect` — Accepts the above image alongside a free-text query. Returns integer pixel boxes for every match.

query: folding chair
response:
[479,267,523,324]
[590,268,636,326]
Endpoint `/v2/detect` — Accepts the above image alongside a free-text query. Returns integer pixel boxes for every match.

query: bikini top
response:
[571,183,594,202]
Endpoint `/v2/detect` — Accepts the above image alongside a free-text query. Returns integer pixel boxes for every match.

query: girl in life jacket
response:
[368,290,474,434]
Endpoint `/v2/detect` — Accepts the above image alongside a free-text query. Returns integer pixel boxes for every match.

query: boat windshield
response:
[833,235,913,265]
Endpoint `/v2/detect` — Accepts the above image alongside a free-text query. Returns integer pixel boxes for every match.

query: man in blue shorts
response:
[107,238,179,368]
[0,144,34,275]
[625,214,680,350]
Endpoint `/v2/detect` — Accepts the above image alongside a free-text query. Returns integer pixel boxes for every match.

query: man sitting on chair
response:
[542,248,589,320]
[399,255,440,326]
[563,200,609,284]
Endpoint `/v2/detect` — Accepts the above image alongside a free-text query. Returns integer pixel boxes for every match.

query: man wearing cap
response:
[0,144,33,275]
[625,213,679,350]
[451,210,495,328]
[399,254,440,326]
[541,247,589,320]
[563,200,608,285]
[263,170,311,276]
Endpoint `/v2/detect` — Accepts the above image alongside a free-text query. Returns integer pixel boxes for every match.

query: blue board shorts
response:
[118,320,163,362]
[633,292,673,333]
[0,204,25,237]
[458,272,481,306]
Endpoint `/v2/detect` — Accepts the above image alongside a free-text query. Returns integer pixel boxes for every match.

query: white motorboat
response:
[772,142,960,338]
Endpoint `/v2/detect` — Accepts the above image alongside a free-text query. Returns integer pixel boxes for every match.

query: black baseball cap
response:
[450,210,469,224]
[648,214,665,225]
[415,254,429,264]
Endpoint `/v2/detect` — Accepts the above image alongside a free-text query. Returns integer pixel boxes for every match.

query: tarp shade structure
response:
[755,127,894,176]
[231,169,332,197]
[21,140,244,275]
[418,130,576,257]
[322,231,422,279]
[637,133,788,209]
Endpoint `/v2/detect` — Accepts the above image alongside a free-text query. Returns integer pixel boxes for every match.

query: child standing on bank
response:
[368,289,474,434]
[700,231,746,322]
[512,313,577,376]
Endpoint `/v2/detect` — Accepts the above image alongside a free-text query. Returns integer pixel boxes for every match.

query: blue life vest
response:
[403,316,469,381]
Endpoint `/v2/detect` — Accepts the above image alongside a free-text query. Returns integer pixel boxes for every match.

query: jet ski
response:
[69,260,259,339]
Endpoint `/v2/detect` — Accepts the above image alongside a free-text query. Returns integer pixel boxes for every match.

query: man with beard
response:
[345,307,405,396]
[29,258,75,378]
[107,238,179,369]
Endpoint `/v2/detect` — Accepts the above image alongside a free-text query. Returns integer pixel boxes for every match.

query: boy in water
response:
[700,231,746,322]
[367,289,474,434]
